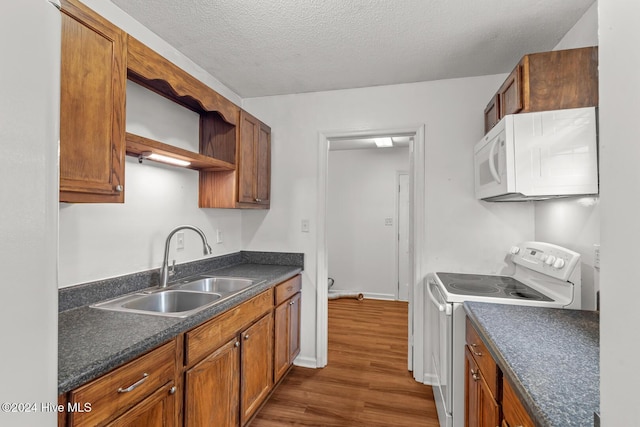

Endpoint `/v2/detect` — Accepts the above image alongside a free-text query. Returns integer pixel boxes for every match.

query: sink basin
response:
[175,277,255,294]
[92,290,222,318]
[122,290,221,313]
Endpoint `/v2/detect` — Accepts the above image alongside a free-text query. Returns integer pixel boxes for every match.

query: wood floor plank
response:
[250,298,439,426]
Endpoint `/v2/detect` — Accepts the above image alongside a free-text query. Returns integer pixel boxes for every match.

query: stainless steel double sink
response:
[91,276,264,318]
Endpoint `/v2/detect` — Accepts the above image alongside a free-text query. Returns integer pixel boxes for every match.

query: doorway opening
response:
[316,125,426,373]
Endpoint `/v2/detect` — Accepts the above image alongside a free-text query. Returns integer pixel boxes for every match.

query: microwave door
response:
[475,130,508,199]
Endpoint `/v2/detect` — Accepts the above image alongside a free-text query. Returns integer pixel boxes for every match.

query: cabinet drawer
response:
[274,275,301,306]
[465,318,498,397]
[186,289,273,366]
[68,339,176,426]
[503,377,534,427]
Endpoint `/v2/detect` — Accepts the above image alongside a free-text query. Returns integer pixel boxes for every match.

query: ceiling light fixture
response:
[138,151,191,167]
[374,137,393,148]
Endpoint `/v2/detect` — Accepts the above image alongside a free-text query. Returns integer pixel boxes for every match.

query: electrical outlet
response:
[216,229,223,244]
[176,232,185,250]
[384,217,393,226]
[301,219,310,233]
[594,244,600,269]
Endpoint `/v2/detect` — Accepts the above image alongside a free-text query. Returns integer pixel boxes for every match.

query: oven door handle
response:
[427,279,452,316]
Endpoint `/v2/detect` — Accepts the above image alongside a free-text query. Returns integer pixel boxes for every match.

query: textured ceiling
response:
[110,0,595,98]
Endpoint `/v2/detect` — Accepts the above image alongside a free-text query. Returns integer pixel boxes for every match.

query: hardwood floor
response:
[250,298,439,426]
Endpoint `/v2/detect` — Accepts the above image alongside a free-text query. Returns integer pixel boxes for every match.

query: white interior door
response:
[398,172,410,301]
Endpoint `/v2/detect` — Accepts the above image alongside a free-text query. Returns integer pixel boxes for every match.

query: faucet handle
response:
[169,260,176,277]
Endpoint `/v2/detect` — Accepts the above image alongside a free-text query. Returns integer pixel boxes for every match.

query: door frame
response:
[396,170,410,301]
[316,125,426,370]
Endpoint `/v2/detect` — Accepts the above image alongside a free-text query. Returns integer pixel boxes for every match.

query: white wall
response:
[599,1,640,423]
[242,77,534,365]
[59,82,243,287]
[534,1,600,310]
[328,147,409,299]
[57,1,247,288]
[0,1,59,425]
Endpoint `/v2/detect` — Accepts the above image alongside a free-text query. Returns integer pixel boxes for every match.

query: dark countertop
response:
[464,302,599,427]
[59,263,302,394]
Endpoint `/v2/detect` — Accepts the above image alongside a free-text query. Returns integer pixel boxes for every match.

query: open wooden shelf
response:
[125,132,235,172]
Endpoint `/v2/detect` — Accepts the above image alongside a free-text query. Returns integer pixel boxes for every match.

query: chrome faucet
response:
[159,225,212,288]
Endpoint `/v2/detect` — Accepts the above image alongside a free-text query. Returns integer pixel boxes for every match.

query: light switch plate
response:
[301,219,310,233]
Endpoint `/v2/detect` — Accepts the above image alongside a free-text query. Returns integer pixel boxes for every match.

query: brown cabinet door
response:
[273,301,290,383]
[288,293,301,363]
[255,122,271,206]
[499,64,523,117]
[240,313,274,425]
[502,378,534,427]
[105,382,176,427]
[465,346,499,427]
[185,338,240,427]
[238,110,258,204]
[465,347,480,427]
[59,0,126,203]
[483,95,500,134]
[237,110,271,207]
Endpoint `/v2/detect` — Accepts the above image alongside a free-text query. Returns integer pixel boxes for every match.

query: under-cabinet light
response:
[139,151,191,167]
[374,137,393,148]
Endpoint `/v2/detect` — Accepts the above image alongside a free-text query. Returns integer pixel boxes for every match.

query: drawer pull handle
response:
[169,386,176,395]
[117,373,149,393]
[473,350,483,357]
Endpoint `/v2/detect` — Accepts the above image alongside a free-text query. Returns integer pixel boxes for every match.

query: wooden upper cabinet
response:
[59,0,126,203]
[499,64,523,117]
[200,109,271,209]
[238,110,271,208]
[483,46,598,134]
[483,95,500,134]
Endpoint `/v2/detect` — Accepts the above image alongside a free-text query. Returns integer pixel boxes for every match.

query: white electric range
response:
[425,241,582,427]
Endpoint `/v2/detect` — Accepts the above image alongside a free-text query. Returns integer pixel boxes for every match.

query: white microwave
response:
[474,107,598,201]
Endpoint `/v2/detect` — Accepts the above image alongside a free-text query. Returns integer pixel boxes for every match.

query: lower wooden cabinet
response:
[106,382,176,427]
[62,277,301,427]
[184,338,239,427]
[502,377,534,427]
[465,346,499,427]
[273,275,302,383]
[465,318,536,427]
[240,313,274,424]
[66,340,176,427]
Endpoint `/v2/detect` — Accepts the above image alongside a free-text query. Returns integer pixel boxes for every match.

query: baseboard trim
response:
[293,355,318,369]
[329,289,397,301]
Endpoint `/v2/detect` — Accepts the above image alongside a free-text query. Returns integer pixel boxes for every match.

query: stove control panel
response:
[509,241,580,282]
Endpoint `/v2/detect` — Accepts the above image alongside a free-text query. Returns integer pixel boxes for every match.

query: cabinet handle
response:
[255,198,262,202]
[470,369,480,382]
[469,344,482,356]
[117,373,148,393]
[235,341,240,347]
[169,386,176,395]
[244,334,250,340]
[289,300,295,305]
[115,184,123,192]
